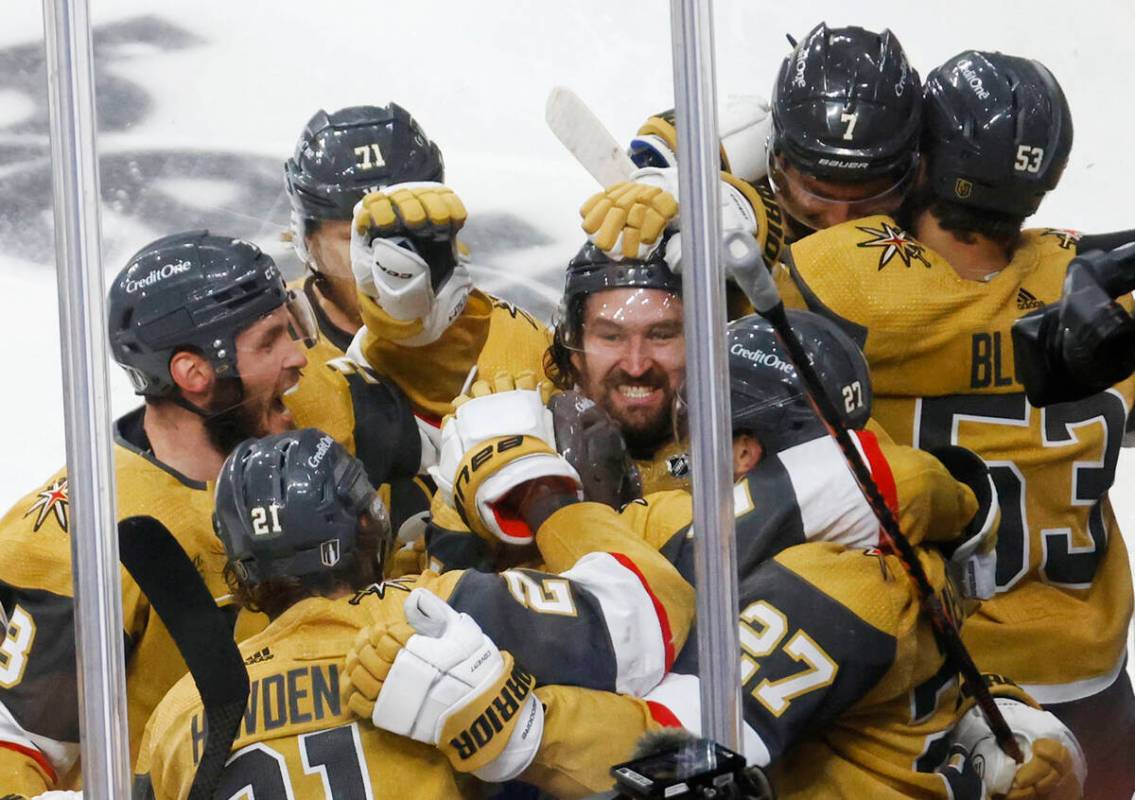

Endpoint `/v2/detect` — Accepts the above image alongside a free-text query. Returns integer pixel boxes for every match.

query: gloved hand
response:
[429,371,582,544]
[628,96,772,184]
[1012,243,1135,406]
[951,677,1086,800]
[579,166,783,270]
[928,445,1000,601]
[549,390,642,509]
[579,180,678,260]
[342,588,543,781]
[351,182,472,346]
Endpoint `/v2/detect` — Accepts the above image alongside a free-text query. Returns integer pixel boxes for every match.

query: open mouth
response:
[618,384,663,404]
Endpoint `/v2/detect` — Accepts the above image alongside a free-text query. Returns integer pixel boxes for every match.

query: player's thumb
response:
[404,588,461,638]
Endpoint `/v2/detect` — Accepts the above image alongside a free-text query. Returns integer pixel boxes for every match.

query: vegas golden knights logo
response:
[954,178,973,200]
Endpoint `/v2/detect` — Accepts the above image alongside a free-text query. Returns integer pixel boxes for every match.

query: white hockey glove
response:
[351,182,473,346]
[343,588,543,781]
[429,371,582,545]
[628,95,772,184]
[29,793,83,799]
[951,685,1085,800]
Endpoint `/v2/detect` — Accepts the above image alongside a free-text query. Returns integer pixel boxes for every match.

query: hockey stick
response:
[118,516,250,798]
[545,86,636,186]
[723,232,1023,763]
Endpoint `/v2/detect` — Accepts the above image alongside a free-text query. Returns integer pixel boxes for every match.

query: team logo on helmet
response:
[24,477,69,532]
[320,539,341,568]
[856,222,931,270]
[1042,228,1082,250]
[954,179,973,200]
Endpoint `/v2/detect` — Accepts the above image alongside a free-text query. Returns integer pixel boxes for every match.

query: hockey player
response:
[619,22,921,249]
[349,311,1085,799]
[283,104,550,427]
[0,229,429,793]
[133,423,694,798]
[283,104,445,366]
[544,241,691,492]
[768,51,1135,798]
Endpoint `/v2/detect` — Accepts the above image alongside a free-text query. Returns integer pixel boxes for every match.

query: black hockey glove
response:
[550,390,643,510]
[1013,243,1135,406]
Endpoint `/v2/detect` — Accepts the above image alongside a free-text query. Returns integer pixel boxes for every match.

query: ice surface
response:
[2,0,1132,678]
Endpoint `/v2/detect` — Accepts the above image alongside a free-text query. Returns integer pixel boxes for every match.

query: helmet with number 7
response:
[922,51,1073,217]
[771,23,922,183]
[728,310,872,453]
[213,428,392,584]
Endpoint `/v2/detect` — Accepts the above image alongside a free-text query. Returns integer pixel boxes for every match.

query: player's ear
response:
[169,349,215,397]
[732,432,763,478]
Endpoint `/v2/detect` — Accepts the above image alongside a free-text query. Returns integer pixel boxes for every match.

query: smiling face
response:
[570,288,685,453]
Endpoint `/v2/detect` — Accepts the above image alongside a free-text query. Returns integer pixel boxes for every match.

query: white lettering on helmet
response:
[792,49,808,88]
[123,260,193,294]
[817,158,870,169]
[957,59,991,101]
[307,435,335,469]
[895,59,909,97]
[730,342,795,374]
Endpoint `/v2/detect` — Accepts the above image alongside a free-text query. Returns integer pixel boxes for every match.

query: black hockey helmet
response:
[922,51,1072,218]
[728,310,871,453]
[107,230,317,398]
[284,103,444,223]
[554,237,681,350]
[213,428,391,584]
[771,23,921,183]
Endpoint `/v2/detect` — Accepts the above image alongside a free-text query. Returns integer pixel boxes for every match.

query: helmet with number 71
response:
[922,50,1073,218]
[284,103,444,224]
[727,310,872,453]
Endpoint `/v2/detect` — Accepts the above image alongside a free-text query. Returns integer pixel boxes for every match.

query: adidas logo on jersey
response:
[244,647,273,665]
[1017,288,1044,310]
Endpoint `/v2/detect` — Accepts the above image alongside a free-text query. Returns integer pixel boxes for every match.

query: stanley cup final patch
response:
[320,538,341,568]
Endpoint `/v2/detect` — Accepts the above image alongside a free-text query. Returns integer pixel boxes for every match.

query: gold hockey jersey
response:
[134,500,694,799]
[0,410,260,794]
[355,289,552,422]
[780,217,1135,702]
[516,427,985,799]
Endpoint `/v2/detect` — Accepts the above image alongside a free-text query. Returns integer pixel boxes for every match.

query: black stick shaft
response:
[763,301,1024,763]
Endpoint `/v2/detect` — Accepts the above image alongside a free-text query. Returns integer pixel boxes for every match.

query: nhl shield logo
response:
[320,539,341,568]
[954,178,973,199]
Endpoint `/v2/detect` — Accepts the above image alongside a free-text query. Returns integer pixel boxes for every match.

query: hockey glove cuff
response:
[429,372,582,544]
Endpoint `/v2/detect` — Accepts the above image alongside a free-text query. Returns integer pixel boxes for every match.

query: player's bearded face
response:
[204,307,308,453]
[571,289,685,453]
